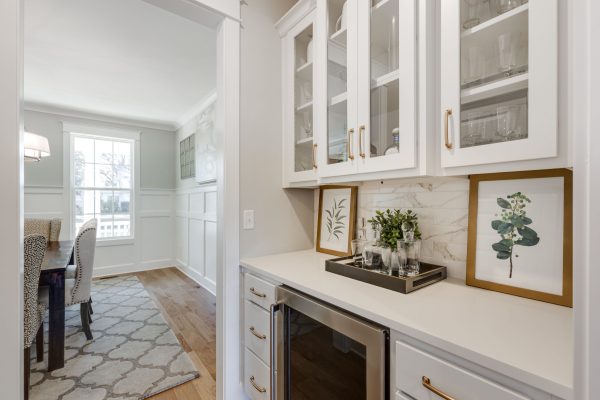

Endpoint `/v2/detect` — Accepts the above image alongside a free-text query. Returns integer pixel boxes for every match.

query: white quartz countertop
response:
[240,250,573,399]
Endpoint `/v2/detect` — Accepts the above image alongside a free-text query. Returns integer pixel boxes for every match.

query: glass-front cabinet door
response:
[356,0,417,174]
[283,11,317,185]
[316,0,359,178]
[440,0,557,168]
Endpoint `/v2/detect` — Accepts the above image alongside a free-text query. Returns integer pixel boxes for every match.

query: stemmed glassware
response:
[463,0,492,29]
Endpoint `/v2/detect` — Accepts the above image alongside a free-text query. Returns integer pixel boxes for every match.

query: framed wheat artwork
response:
[466,169,573,307]
[316,185,358,257]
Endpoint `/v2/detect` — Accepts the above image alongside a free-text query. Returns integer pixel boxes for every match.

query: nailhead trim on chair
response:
[69,219,97,306]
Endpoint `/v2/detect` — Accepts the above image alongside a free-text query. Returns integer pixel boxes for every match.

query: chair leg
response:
[36,323,44,362]
[80,302,93,340]
[88,304,92,324]
[89,298,93,315]
[24,347,30,400]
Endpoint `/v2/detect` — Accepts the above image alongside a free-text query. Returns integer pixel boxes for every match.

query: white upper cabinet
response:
[356,0,417,175]
[316,0,422,181]
[440,0,558,169]
[278,0,318,186]
[316,0,359,179]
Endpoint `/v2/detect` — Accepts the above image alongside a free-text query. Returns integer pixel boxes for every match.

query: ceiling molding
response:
[175,90,217,130]
[24,101,178,132]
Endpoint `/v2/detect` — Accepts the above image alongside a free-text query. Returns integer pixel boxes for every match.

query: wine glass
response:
[497,32,518,75]
[497,105,519,140]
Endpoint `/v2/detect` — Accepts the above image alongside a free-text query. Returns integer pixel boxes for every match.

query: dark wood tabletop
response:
[41,240,74,272]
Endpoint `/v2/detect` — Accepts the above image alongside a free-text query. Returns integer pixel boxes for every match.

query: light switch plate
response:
[243,209,255,230]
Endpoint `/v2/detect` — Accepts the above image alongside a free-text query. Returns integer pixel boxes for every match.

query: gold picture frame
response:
[466,169,573,307]
[316,185,358,257]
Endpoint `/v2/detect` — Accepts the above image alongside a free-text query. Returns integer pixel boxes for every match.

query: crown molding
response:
[24,101,179,132]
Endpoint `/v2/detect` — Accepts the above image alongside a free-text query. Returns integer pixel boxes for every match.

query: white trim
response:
[573,0,600,398]
[25,101,178,132]
[0,0,24,396]
[175,90,217,129]
[95,238,135,247]
[63,121,141,141]
[176,260,217,295]
[215,17,242,400]
[64,130,139,242]
[275,0,315,37]
[24,186,63,194]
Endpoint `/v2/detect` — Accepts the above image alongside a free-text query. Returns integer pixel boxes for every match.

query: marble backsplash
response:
[356,177,470,279]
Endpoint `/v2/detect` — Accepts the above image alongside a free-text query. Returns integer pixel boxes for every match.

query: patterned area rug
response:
[30,275,199,400]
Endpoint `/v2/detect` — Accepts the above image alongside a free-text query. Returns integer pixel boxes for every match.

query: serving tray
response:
[325,256,447,294]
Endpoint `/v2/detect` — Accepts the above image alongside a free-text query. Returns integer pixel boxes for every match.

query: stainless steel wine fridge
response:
[270,286,389,400]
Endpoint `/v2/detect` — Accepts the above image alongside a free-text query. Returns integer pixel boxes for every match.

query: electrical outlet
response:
[243,209,255,230]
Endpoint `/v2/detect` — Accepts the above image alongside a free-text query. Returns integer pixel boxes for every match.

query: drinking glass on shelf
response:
[497,32,519,75]
[462,111,484,147]
[496,104,520,139]
[463,0,492,29]
[303,113,313,138]
[463,46,485,86]
[299,81,312,104]
[496,0,521,14]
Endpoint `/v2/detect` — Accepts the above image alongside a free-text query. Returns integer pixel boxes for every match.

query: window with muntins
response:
[71,134,134,239]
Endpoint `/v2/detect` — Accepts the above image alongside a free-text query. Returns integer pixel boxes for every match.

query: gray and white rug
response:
[30,275,199,400]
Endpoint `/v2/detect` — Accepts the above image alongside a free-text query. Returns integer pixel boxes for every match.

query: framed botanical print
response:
[466,169,573,307]
[316,185,358,257]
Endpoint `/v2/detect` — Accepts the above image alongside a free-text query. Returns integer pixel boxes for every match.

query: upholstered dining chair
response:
[65,218,97,340]
[24,218,62,242]
[23,234,47,400]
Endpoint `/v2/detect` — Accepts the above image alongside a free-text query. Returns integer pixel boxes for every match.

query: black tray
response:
[325,256,447,294]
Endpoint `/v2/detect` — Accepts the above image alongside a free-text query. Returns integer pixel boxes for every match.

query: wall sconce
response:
[24,131,50,162]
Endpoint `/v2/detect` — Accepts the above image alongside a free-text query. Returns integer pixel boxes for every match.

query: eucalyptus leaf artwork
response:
[491,192,540,278]
[325,197,347,241]
[317,186,357,256]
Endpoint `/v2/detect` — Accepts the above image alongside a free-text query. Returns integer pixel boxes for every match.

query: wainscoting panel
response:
[175,185,217,294]
[24,186,176,277]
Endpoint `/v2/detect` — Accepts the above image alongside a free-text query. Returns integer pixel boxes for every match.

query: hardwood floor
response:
[134,268,216,400]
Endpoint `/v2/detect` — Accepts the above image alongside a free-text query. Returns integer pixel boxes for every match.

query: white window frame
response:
[63,122,141,246]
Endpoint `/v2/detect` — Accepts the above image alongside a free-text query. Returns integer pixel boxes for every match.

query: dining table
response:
[39,240,74,372]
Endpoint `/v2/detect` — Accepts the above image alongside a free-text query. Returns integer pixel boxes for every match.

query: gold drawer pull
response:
[250,375,267,393]
[249,326,267,340]
[422,376,456,400]
[347,128,355,160]
[444,109,453,150]
[249,287,267,298]
[359,125,366,158]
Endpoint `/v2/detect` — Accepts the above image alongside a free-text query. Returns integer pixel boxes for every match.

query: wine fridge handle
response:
[270,303,281,400]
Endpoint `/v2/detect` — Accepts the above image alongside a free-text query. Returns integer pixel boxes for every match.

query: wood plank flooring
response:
[134,268,216,400]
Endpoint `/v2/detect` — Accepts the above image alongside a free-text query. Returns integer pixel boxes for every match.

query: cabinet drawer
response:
[245,273,276,310]
[244,300,271,365]
[244,347,270,400]
[395,340,530,400]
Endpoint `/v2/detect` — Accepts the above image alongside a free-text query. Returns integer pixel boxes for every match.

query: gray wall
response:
[24,109,176,189]
[239,0,314,258]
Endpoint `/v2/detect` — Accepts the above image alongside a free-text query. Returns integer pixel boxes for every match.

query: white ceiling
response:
[24,0,217,129]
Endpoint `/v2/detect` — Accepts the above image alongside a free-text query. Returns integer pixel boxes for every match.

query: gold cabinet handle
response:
[312,143,318,169]
[250,376,267,393]
[249,326,267,340]
[249,287,266,298]
[359,125,366,158]
[347,128,355,160]
[444,109,453,150]
[422,376,456,400]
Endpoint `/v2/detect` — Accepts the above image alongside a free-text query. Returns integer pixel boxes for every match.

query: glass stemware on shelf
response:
[463,0,492,29]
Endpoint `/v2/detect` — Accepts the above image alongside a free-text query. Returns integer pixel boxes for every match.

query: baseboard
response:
[93,260,174,278]
[175,261,217,295]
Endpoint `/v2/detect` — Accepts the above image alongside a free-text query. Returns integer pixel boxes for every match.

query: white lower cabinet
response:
[392,333,555,400]
[244,348,271,400]
[244,300,271,365]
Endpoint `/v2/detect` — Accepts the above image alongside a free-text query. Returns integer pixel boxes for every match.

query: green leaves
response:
[497,198,511,209]
[491,192,540,278]
[367,209,421,251]
[325,197,347,241]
